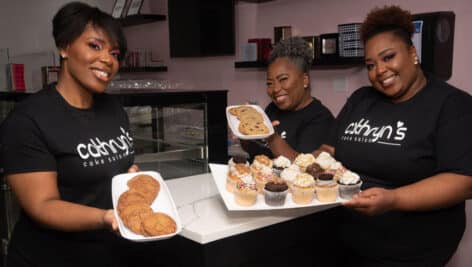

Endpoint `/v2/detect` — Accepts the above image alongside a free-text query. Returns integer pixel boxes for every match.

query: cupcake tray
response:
[209,164,343,211]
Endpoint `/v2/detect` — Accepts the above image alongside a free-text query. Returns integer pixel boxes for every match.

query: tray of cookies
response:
[209,153,362,211]
[112,171,182,242]
[226,105,274,140]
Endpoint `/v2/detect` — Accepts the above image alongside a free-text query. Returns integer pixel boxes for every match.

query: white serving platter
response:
[112,171,182,242]
[226,105,275,140]
[209,164,343,211]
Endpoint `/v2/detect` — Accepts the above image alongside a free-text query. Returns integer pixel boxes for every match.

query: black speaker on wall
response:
[412,12,455,81]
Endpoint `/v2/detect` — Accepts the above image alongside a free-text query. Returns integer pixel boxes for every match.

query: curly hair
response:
[360,5,414,46]
[267,36,313,73]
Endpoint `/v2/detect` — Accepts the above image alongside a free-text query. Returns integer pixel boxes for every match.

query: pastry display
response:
[117,174,177,237]
[291,173,315,204]
[263,180,289,206]
[315,173,338,202]
[337,170,362,199]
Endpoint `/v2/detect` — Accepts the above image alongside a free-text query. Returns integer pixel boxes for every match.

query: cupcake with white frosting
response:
[291,173,315,204]
[314,151,337,170]
[272,155,291,176]
[294,153,316,172]
[227,164,252,193]
[338,170,362,200]
[280,164,301,190]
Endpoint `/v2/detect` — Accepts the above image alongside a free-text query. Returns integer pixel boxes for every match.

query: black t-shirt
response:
[328,76,472,265]
[244,98,334,158]
[0,84,135,266]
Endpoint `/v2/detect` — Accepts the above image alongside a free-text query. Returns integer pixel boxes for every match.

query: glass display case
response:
[0,89,228,179]
[127,103,208,179]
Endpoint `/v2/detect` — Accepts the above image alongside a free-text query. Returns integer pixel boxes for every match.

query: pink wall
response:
[1,1,471,266]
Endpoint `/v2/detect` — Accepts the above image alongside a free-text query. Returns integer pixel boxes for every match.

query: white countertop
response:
[166,172,340,244]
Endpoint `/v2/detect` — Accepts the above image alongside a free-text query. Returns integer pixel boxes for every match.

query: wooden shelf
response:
[235,57,364,69]
[119,14,166,27]
[120,66,168,73]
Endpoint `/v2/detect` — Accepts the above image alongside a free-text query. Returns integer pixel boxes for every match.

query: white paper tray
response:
[209,164,343,211]
[112,171,182,242]
[226,105,274,140]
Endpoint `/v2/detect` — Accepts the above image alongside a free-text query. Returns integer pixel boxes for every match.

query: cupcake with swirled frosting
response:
[337,170,362,200]
[314,151,337,170]
[280,164,301,190]
[294,153,316,172]
[291,173,315,204]
[250,155,274,193]
[272,155,291,176]
[263,179,289,206]
[227,163,252,193]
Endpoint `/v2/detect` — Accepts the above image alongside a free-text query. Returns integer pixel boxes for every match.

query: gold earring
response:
[414,56,419,65]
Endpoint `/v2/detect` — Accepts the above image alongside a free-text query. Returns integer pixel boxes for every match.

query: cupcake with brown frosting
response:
[263,179,289,206]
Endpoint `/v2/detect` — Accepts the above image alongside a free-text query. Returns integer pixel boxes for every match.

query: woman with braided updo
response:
[314,5,472,266]
[242,36,334,161]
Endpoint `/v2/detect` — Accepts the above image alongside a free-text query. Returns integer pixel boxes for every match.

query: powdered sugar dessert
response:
[338,170,362,200]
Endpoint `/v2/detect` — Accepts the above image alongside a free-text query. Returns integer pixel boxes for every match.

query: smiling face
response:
[59,24,121,95]
[364,32,425,103]
[266,57,311,111]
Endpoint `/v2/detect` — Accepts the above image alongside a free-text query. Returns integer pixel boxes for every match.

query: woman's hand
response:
[102,209,119,233]
[128,164,139,173]
[343,187,397,216]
